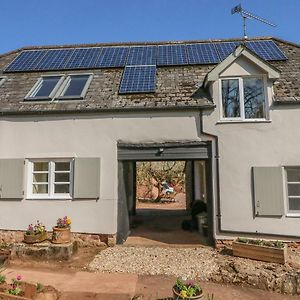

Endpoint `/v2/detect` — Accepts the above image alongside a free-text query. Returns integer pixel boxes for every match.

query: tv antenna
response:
[231,4,276,39]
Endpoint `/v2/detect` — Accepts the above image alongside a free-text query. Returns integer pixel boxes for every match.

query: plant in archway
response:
[136,161,186,202]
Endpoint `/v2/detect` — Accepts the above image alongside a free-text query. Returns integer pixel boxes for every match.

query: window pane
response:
[33,162,48,171]
[33,77,61,98]
[288,198,300,211]
[243,78,266,119]
[33,173,48,183]
[55,162,70,171]
[55,173,70,182]
[33,184,48,194]
[287,184,300,196]
[54,184,70,194]
[62,75,89,97]
[287,169,300,182]
[222,79,240,118]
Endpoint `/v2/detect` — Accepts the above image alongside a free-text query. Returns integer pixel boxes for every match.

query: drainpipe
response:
[199,112,222,235]
[199,111,300,240]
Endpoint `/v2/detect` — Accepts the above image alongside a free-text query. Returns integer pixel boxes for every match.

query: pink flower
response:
[186,280,194,286]
[16,275,22,281]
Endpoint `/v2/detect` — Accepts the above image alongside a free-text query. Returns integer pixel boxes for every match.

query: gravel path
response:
[88,245,300,295]
[88,246,219,280]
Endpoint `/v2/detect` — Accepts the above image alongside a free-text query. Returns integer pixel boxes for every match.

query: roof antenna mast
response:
[231,4,276,39]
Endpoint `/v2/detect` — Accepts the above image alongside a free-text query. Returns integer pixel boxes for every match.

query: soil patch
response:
[9,246,103,273]
[135,275,299,300]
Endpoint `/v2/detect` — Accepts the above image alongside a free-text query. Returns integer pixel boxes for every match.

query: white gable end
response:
[204,45,281,86]
[220,55,267,77]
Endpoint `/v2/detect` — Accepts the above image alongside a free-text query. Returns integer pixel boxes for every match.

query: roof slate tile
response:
[0,37,298,114]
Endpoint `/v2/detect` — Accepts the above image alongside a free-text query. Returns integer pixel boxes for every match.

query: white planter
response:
[196,213,207,234]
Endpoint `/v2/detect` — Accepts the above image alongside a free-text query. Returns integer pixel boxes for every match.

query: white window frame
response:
[27,158,73,200]
[55,74,93,100]
[219,75,269,122]
[0,77,7,87]
[24,73,93,102]
[25,75,65,101]
[285,167,300,217]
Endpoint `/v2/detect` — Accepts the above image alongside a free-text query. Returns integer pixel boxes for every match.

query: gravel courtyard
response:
[89,246,219,279]
[88,245,300,295]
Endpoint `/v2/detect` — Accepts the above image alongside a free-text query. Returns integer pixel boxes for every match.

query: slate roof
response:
[0,37,298,115]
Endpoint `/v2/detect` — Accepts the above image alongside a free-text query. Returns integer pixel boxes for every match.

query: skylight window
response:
[58,75,91,99]
[25,74,92,101]
[26,76,63,100]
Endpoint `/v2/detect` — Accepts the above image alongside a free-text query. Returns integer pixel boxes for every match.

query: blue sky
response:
[0,0,299,53]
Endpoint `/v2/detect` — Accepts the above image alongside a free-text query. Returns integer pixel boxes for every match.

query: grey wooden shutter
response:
[0,159,24,199]
[253,167,285,216]
[73,158,100,199]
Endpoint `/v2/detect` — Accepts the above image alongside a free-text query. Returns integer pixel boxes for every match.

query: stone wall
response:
[0,230,115,247]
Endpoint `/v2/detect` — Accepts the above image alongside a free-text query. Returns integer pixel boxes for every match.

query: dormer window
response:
[221,76,267,120]
[25,74,92,101]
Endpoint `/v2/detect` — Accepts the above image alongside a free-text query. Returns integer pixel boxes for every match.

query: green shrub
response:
[0,274,6,284]
[237,237,284,248]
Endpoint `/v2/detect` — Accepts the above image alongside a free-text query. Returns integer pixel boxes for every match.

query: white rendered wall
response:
[0,111,201,234]
[203,55,300,238]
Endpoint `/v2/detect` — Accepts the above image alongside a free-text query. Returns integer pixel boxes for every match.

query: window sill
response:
[55,96,84,101]
[23,97,51,102]
[26,196,72,200]
[217,119,271,124]
[21,98,85,104]
[286,213,300,218]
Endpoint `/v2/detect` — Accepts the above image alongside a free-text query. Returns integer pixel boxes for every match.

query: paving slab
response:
[2,267,138,299]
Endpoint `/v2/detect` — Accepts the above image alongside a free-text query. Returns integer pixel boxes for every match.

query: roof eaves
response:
[0,104,216,116]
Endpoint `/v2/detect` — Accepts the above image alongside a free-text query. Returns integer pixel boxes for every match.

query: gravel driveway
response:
[89,246,219,280]
[88,245,300,295]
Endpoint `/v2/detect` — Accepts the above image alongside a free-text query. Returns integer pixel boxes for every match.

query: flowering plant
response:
[56,216,71,228]
[174,278,202,299]
[7,275,22,296]
[25,221,46,236]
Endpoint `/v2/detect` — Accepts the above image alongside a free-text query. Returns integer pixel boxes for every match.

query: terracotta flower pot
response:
[23,231,47,244]
[52,227,71,244]
[0,282,37,300]
[172,287,204,300]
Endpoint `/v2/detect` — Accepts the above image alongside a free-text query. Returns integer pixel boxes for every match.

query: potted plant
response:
[23,221,47,244]
[52,216,72,244]
[172,278,203,300]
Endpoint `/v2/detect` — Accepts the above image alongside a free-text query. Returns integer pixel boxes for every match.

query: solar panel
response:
[4,50,47,72]
[64,48,102,69]
[4,39,288,73]
[35,49,74,70]
[215,40,288,61]
[214,42,240,61]
[95,47,129,68]
[246,40,288,61]
[186,43,220,64]
[119,65,156,94]
[157,45,188,66]
[127,46,157,65]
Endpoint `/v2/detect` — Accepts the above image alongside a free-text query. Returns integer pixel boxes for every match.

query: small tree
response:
[136,161,186,201]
